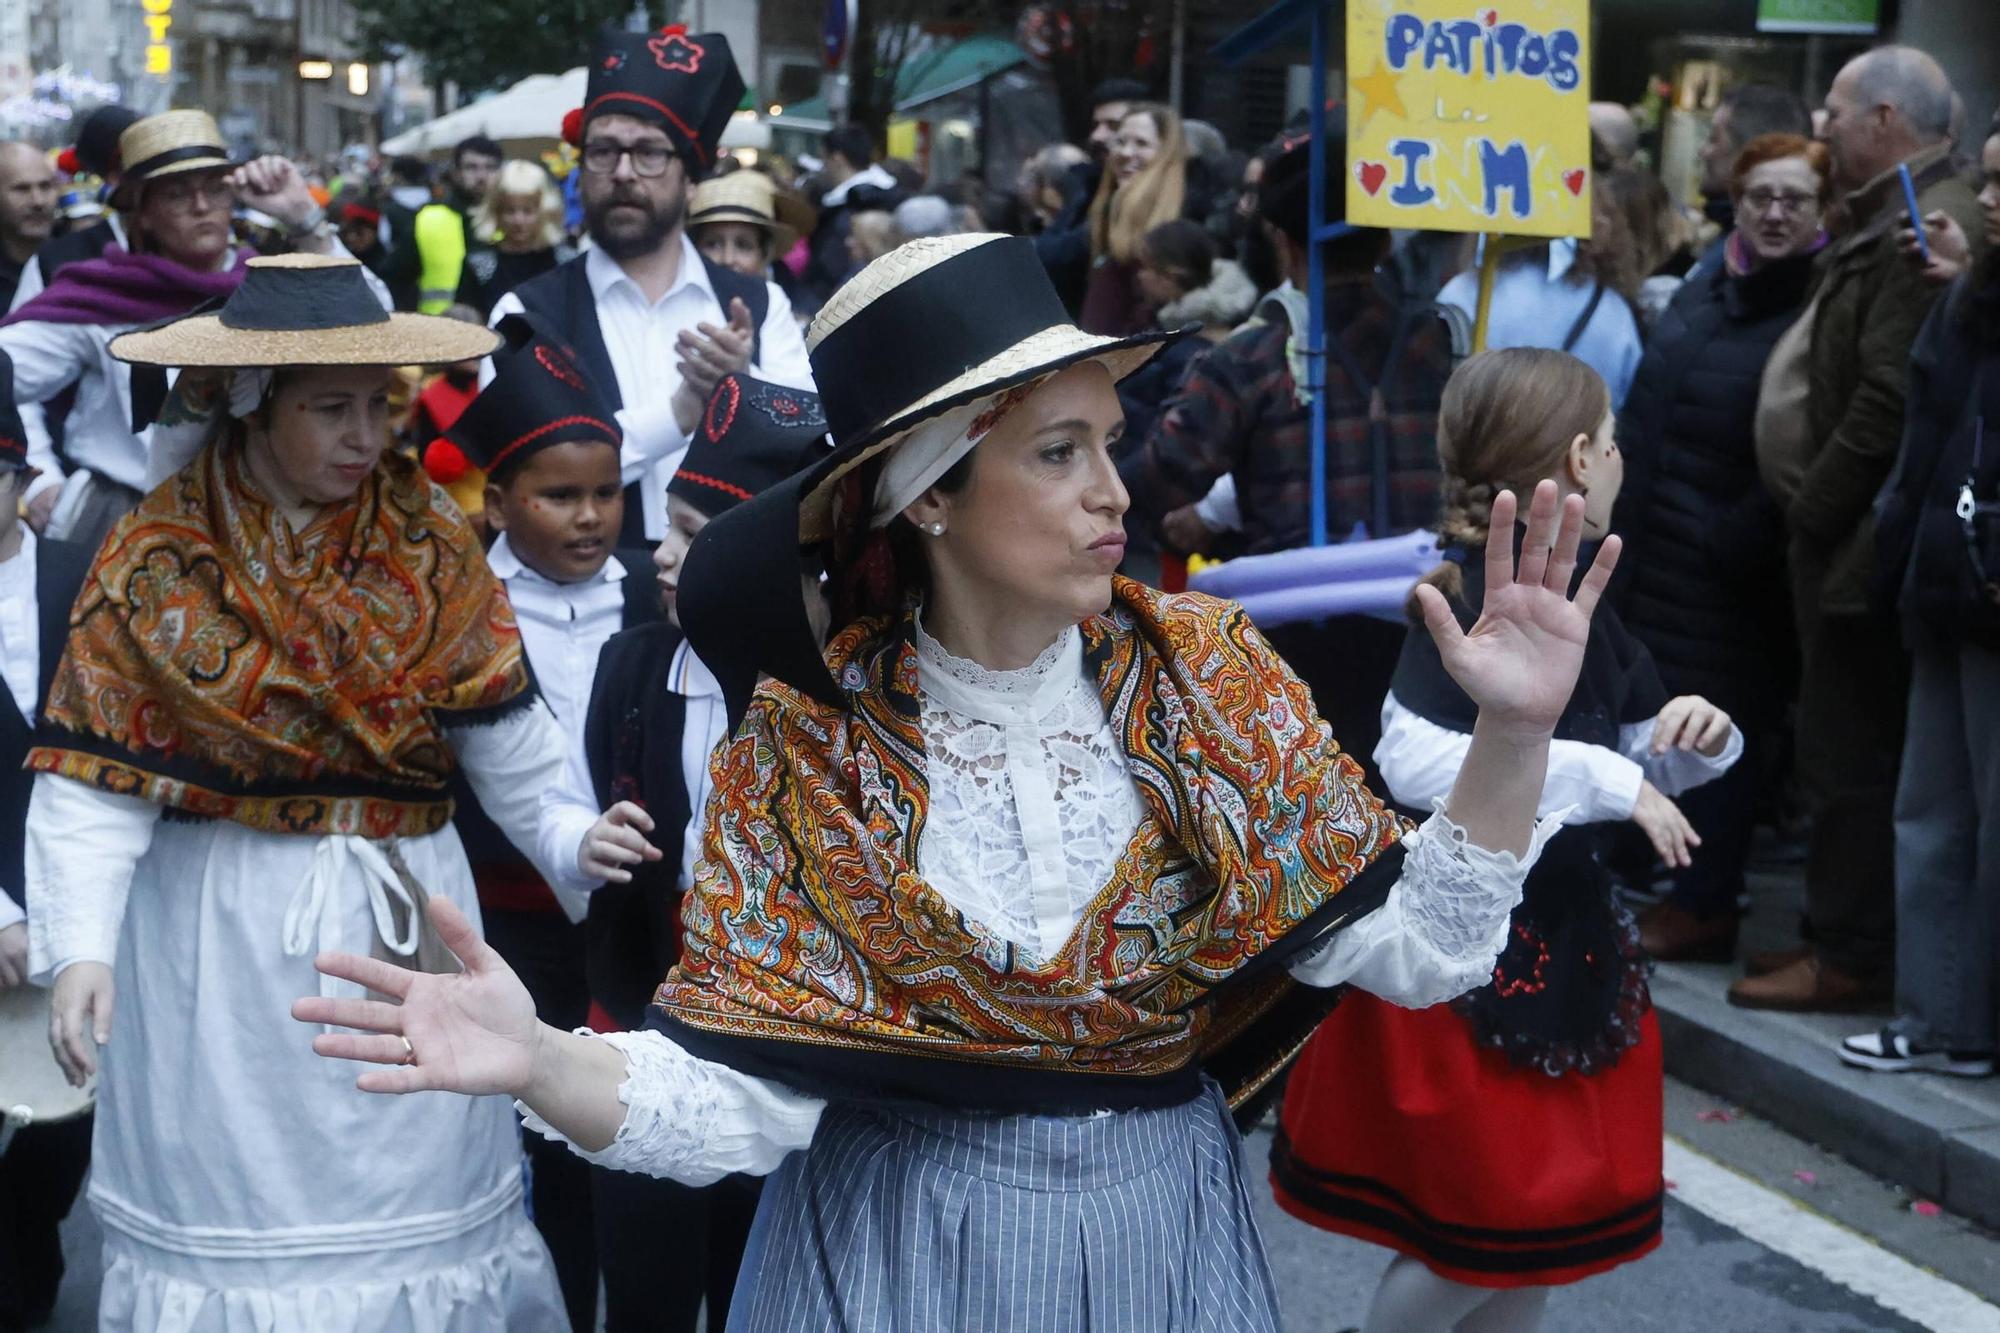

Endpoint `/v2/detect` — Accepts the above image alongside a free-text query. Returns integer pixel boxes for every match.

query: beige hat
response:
[689,170,817,256]
[112,110,233,207]
[110,254,501,368]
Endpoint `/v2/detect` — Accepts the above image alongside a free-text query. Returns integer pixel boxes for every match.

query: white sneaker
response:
[1839,1027,1994,1078]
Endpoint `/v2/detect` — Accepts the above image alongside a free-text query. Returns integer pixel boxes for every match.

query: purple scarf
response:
[1,245,253,329]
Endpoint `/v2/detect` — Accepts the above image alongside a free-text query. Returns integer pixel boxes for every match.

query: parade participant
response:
[0,144,56,310]
[299,232,1616,1332]
[443,312,659,1331]
[27,254,570,1330]
[538,370,827,1333]
[494,25,814,548]
[800,125,902,308]
[0,351,93,1332]
[687,168,814,284]
[1275,348,1741,1332]
[457,161,575,317]
[0,111,372,551]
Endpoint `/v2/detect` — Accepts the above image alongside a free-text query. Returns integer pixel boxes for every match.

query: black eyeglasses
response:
[581,142,678,177]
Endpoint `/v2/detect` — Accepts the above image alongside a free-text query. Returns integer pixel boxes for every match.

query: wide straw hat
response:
[793,232,1177,541]
[689,171,817,255]
[110,110,232,208]
[677,231,1188,722]
[111,254,501,369]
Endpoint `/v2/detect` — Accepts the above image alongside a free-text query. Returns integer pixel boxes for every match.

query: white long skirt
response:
[74,806,565,1332]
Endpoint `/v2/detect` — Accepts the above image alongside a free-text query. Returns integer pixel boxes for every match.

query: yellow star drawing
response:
[1350,60,1408,128]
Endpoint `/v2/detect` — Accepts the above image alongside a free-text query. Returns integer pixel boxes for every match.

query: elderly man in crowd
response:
[0,145,56,311]
[1731,46,1989,1012]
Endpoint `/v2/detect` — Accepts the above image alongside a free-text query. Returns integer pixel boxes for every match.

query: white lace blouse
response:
[523,624,1561,1184]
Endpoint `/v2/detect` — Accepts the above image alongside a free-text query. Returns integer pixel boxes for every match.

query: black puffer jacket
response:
[1875,273,2000,648]
[1612,246,1816,713]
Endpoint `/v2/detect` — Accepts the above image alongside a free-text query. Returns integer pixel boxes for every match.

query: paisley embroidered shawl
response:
[653,578,1410,1112]
[28,441,532,837]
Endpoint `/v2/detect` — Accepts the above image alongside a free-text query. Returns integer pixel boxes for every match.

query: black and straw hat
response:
[678,232,1188,720]
[449,313,623,481]
[574,24,746,175]
[108,254,501,368]
[689,171,817,256]
[110,110,233,208]
[670,373,827,519]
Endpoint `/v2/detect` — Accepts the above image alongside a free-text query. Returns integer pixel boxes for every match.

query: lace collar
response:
[913,613,1081,728]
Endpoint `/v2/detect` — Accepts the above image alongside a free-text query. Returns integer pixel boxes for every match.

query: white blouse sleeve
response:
[1618,716,1745,798]
[518,1028,824,1185]
[1288,805,1563,1008]
[446,702,591,922]
[535,738,606,904]
[26,772,162,984]
[1375,693,1644,824]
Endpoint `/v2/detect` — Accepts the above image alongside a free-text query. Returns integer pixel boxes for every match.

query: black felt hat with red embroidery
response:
[0,350,32,474]
[566,24,745,176]
[669,373,828,519]
[449,314,622,483]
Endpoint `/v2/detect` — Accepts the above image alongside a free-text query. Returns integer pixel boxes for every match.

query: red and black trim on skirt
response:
[1269,1124,1664,1284]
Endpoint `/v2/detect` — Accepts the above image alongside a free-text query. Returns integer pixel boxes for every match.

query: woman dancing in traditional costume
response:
[298,234,1620,1331]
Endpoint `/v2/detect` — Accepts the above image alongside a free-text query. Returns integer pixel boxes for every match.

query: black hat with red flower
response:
[669,374,827,519]
[449,313,622,485]
[565,24,745,177]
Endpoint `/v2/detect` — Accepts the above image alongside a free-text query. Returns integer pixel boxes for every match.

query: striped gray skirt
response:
[724,1079,1282,1332]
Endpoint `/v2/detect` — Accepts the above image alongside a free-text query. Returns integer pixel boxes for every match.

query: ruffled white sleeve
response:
[1288,805,1563,1008]
[518,1028,824,1185]
[26,773,161,985]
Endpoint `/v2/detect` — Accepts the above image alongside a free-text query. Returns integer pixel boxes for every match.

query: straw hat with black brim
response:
[689,172,817,256]
[109,253,501,368]
[677,232,1191,723]
[109,110,235,210]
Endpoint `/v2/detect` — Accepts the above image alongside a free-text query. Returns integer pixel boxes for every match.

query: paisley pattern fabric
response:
[652,578,1409,1111]
[28,440,531,838]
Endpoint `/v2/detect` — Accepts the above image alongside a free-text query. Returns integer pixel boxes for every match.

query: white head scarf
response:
[868,377,1044,527]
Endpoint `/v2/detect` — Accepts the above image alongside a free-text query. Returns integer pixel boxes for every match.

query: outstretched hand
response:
[292,897,540,1098]
[1412,481,1619,737]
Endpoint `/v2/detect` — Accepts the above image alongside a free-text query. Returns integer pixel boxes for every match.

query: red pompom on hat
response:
[55,147,80,175]
[560,106,584,148]
[422,438,471,486]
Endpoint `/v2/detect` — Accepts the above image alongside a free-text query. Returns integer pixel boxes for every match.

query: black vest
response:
[510,250,768,547]
[2,537,91,907]
[450,552,664,875]
[581,620,694,1027]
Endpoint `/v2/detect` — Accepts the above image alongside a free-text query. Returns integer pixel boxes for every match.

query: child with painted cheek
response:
[485,440,625,586]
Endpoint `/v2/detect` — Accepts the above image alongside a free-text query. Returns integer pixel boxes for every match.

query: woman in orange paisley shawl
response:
[27,255,573,1329]
[303,236,1620,1332]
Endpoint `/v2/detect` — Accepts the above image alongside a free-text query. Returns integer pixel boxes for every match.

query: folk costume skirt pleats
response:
[725,1079,1282,1332]
[1270,993,1664,1290]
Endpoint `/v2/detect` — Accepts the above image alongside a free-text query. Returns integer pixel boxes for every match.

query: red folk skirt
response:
[1270,992,1664,1289]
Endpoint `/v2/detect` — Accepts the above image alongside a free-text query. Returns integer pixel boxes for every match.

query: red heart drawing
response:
[1563,169,1586,196]
[1479,7,1498,26]
[1356,161,1388,197]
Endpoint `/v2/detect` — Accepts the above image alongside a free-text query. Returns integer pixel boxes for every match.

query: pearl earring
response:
[927,522,945,536]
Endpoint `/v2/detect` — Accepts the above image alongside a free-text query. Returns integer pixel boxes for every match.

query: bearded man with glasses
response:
[0,110,385,552]
[494,24,815,550]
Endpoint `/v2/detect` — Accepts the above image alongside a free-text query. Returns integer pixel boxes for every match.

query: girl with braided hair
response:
[1274,348,1743,1331]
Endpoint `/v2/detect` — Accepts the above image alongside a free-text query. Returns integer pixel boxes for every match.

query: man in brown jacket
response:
[1731,46,1988,1011]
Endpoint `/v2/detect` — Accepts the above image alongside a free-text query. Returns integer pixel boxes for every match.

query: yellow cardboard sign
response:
[1345,0,1592,238]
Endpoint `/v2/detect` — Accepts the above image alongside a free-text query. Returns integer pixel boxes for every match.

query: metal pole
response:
[1306,0,1329,548]
[1169,0,1187,111]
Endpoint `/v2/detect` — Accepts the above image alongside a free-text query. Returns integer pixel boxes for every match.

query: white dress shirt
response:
[668,640,728,893]
[5,214,127,490]
[0,527,32,931]
[488,533,629,921]
[487,236,815,541]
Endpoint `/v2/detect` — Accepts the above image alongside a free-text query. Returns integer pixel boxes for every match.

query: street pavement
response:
[43,1076,2000,1332]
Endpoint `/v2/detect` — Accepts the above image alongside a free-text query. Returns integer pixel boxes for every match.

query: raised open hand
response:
[292,897,539,1098]
[1412,481,1620,736]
